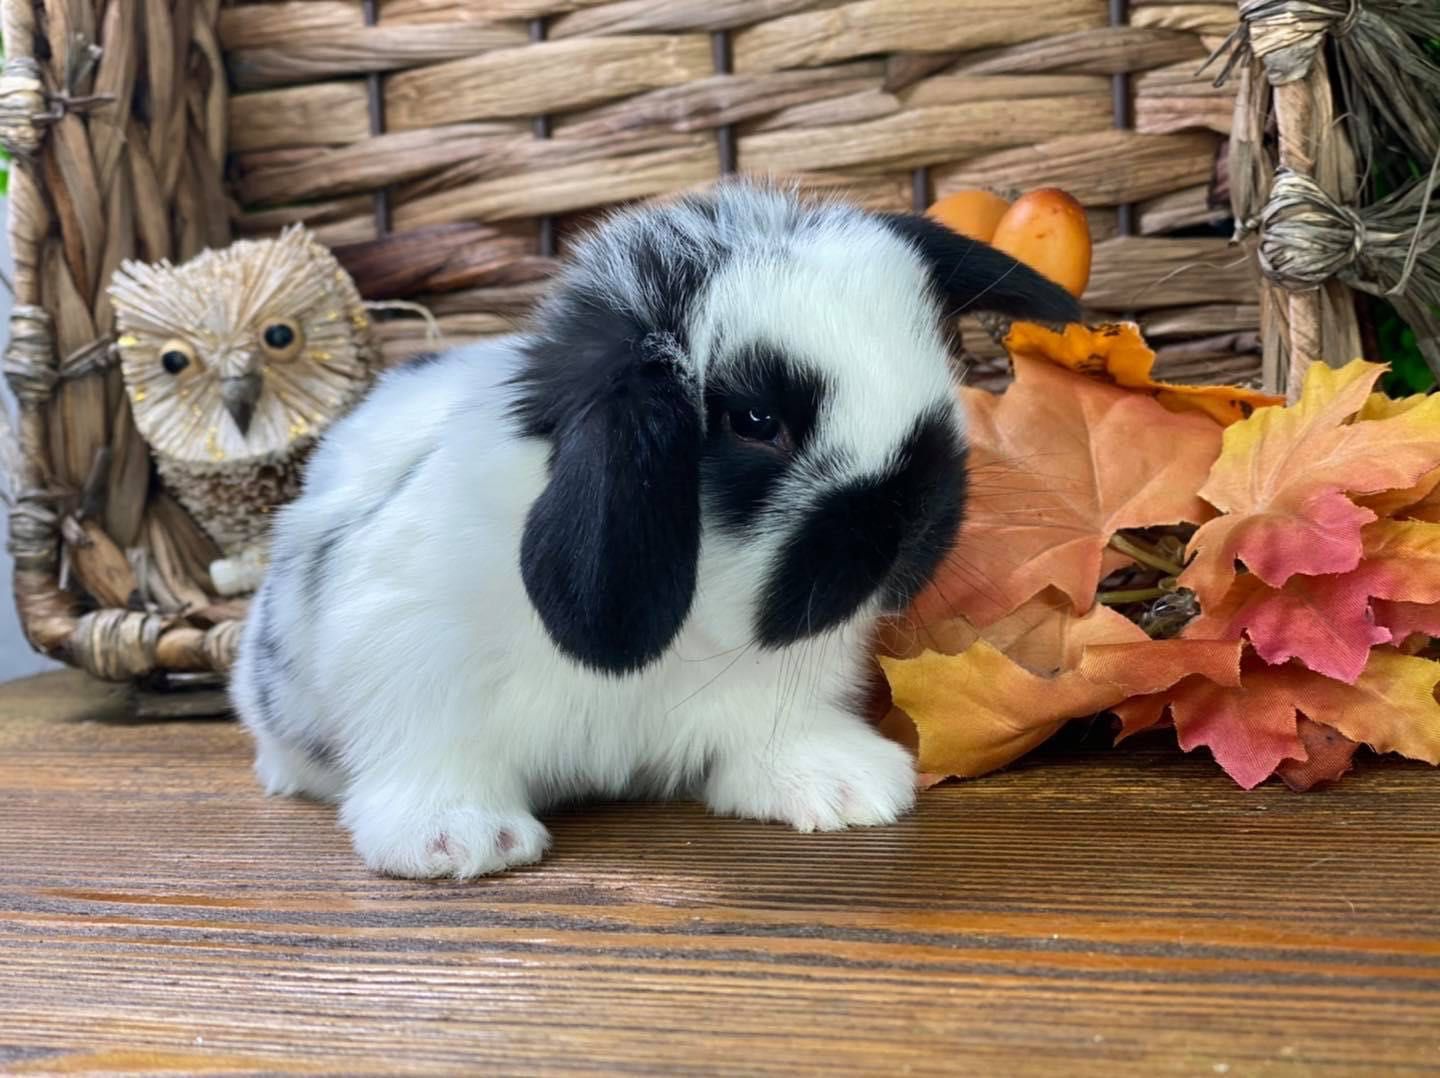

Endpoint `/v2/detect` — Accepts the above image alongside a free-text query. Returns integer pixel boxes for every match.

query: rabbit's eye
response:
[727,407,785,446]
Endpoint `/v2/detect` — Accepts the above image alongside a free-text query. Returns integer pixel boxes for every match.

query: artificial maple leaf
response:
[913,357,1221,628]
[1111,693,1171,743]
[1187,572,1389,684]
[1357,393,1440,518]
[1373,600,1440,643]
[878,587,1146,671]
[878,595,1240,781]
[875,593,1145,779]
[1186,520,1440,683]
[1275,718,1360,792]
[1112,648,1440,789]
[1004,321,1282,426]
[1181,360,1440,609]
[1401,484,1440,524]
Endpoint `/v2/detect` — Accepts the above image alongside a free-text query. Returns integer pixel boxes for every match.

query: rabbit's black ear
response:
[515,326,703,676]
[877,213,1082,325]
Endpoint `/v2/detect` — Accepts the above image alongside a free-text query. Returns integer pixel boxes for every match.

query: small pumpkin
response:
[989,187,1092,298]
[925,189,1011,243]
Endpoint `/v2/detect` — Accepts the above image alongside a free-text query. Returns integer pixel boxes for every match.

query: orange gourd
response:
[989,188,1092,298]
[925,189,1011,243]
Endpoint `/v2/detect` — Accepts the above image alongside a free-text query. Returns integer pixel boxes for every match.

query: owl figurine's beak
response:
[221,374,262,435]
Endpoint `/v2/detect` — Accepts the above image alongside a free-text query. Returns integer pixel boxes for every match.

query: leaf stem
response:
[1097,587,1169,605]
[1108,532,1185,576]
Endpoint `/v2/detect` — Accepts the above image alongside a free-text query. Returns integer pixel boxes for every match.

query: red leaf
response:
[1168,673,1308,789]
[1186,521,1440,683]
[1119,649,1440,788]
[1187,572,1389,684]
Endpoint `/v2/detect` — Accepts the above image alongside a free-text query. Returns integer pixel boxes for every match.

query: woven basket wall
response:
[1,0,1268,682]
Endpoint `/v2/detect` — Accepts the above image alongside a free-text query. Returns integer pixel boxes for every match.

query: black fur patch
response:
[304,523,348,613]
[877,213,1082,325]
[303,737,341,769]
[881,414,968,610]
[757,407,966,646]
[509,203,732,674]
[509,232,715,440]
[249,589,281,731]
[519,332,704,675]
[703,347,828,533]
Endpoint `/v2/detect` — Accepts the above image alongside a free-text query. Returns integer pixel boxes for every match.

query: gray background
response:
[1,195,64,681]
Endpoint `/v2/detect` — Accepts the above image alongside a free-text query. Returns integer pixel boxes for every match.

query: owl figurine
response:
[110,225,378,596]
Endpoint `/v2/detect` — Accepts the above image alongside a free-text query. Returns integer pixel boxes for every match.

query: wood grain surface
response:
[1,670,1437,1076]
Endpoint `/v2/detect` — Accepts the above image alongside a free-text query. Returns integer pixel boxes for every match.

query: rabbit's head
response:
[512,182,1079,674]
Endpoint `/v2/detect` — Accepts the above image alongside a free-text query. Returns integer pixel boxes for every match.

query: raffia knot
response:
[1258,170,1364,290]
[1258,158,1440,380]
[1334,0,1362,36]
[1225,0,1361,85]
[0,57,46,158]
[68,610,172,681]
[3,307,58,407]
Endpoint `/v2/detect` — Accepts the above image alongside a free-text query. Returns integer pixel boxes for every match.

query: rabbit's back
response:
[231,339,541,785]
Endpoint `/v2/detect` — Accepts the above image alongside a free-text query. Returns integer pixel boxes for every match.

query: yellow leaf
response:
[1290,649,1440,765]
[880,643,1107,779]
[877,599,1241,780]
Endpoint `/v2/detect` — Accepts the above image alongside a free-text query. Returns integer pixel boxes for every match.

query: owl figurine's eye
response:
[259,318,304,361]
[159,340,196,376]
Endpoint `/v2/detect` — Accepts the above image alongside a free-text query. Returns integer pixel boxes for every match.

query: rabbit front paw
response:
[343,797,551,879]
[704,724,918,833]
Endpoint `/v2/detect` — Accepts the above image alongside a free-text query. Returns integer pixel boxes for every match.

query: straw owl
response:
[110,226,378,595]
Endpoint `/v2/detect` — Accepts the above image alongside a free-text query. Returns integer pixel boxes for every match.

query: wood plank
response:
[0,669,1437,1073]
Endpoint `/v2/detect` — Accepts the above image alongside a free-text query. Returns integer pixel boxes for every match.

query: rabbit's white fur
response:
[231,183,1078,878]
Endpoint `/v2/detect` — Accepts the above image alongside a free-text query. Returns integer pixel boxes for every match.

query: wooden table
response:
[1,669,1437,1075]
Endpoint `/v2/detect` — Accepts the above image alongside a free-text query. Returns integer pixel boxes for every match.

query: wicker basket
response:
[0,0,1367,684]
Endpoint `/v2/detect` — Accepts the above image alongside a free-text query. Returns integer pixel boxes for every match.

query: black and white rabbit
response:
[229,181,1079,878]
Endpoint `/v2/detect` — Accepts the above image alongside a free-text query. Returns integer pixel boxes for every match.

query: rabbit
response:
[228,180,1080,879]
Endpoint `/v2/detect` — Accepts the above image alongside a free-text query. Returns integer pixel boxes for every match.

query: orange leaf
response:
[881,589,1146,668]
[1003,321,1282,427]
[1400,482,1440,524]
[914,357,1221,628]
[1112,693,1172,742]
[1181,360,1440,608]
[1076,638,1243,697]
